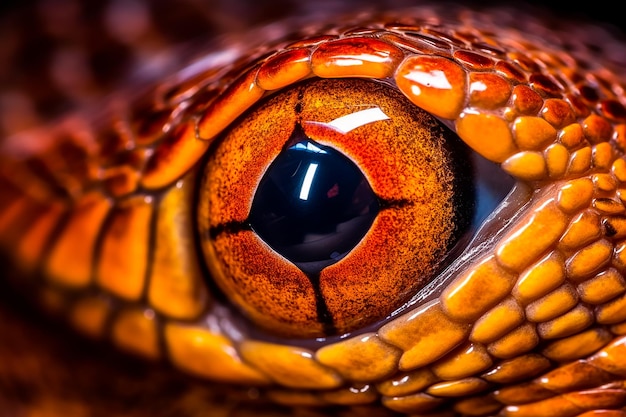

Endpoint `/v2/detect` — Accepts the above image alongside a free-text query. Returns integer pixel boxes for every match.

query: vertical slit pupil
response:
[249,130,380,272]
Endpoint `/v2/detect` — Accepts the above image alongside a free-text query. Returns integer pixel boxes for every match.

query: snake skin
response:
[2,1,626,416]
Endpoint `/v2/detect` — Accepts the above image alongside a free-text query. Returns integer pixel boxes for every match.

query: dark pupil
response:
[249,128,379,272]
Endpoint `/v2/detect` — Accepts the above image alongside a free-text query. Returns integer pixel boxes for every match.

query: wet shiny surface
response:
[3,1,626,416]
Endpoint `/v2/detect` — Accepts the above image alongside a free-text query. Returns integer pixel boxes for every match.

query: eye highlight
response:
[199,77,476,338]
[248,130,380,267]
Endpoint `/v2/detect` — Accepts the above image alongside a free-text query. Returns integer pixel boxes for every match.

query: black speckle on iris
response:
[249,124,379,273]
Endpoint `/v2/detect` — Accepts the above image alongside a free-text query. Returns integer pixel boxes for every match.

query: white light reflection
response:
[325,107,390,134]
[404,69,452,90]
[299,163,319,200]
[471,80,488,92]
[291,142,327,153]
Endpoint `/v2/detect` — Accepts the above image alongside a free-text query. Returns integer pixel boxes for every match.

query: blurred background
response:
[0,0,624,138]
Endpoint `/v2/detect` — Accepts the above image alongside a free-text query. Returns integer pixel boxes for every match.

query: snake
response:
[2,1,626,416]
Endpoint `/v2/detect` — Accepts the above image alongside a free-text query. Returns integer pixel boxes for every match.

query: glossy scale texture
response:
[2,1,626,417]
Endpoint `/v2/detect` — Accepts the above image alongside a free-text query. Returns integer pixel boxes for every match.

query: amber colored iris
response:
[198,78,474,338]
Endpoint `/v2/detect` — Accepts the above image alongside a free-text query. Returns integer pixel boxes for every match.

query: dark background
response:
[1,0,624,33]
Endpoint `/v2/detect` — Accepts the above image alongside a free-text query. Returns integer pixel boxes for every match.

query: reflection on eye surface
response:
[200,77,480,338]
[2,1,626,416]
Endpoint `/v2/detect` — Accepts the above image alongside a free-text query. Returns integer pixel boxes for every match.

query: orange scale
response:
[544,143,569,178]
[495,60,527,83]
[588,336,626,377]
[96,195,153,301]
[501,393,590,417]
[596,292,626,325]
[593,143,615,171]
[495,199,569,273]
[239,341,343,389]
[425,377,489,397]
[578,268,626,305]
[111,308,160,360]
[507,51,541,73]
[165,324,270,385]
[379,32,440,54]
[148,179,209,320]
[16,202,66,272]
[494,380,554,406]
[379,300,470,371]
[583,114,614,144]
[603,217,626,240]
[256,48,312,91]
[408,33,454,52]
[486,323,539,359]
[614,242,626,271]
[376,368,439,397]
[453,50,495,70]
[593,198,626,215]
[613,158,626,182]
[441,255,517,323]
[565,93,591,118]
[541,99,576,129]
[529,73,564,96]
[472,41,506,58]
[538,360,615,392]
[593,173,618,192]
[396,55,467,120]
[141,121,211,190]
[468,72,511,109]
[562,390,626,413]
[558,211,602,251]
[567,146,593,176]
[45,192,112,288]
[513,116,557,151]
[482,354,550,384]
[311,37,404,79]
[542,328,613,363]
[315,333,401,382]
[197,65,265,140]
[456,113,516,163]
[430,342,493,380]
[512,84,544,115]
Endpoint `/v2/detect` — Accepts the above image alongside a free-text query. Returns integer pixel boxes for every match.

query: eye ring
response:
[198,77,477,338]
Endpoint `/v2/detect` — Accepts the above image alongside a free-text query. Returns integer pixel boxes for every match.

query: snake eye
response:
[248,127,379,269]
[198,77,506,338]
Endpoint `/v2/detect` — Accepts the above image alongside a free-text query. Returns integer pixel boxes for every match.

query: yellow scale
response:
[1,3,626,416]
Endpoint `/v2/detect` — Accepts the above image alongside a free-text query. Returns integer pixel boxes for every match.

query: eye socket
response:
[198,77,499,338]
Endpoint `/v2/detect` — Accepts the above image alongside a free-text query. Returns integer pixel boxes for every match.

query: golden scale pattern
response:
[2,5,626,417]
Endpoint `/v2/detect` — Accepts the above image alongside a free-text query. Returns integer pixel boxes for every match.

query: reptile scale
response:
[1,1,626,416]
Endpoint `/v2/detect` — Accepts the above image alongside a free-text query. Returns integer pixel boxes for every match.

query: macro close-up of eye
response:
[199,77,491,338]
[3,1,626,416]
